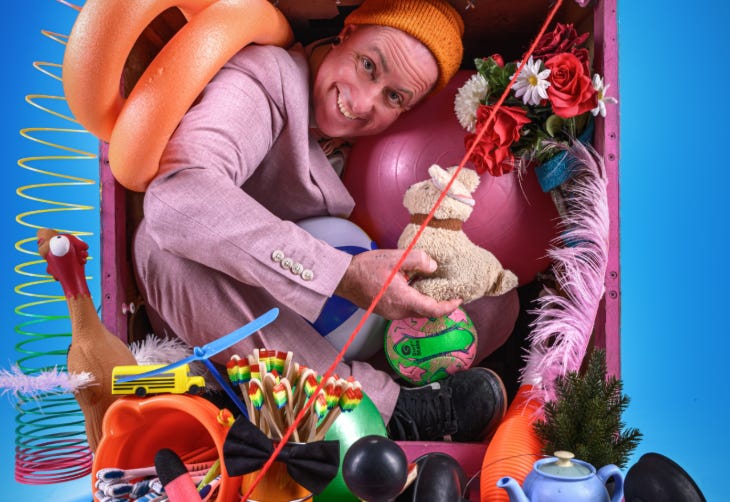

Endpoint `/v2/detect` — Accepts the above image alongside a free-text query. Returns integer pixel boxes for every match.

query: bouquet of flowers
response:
[454,23,617,177]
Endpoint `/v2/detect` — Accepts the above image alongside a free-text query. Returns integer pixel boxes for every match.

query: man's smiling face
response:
[311,24,438,139]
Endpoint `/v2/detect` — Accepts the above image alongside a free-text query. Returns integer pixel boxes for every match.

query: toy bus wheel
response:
[134,387,147,397]
[188,385,202,395]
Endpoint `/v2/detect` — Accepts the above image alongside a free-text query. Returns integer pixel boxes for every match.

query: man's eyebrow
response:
[369,45,415,104]
[370,46,390,74]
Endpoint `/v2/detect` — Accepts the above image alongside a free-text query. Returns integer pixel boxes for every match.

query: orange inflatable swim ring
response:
[63,0,293,192]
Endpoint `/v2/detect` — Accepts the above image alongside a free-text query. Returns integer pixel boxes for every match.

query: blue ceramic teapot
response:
[497,451,624,502]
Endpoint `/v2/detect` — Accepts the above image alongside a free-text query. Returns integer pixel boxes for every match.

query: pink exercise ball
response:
[343,70,560,286]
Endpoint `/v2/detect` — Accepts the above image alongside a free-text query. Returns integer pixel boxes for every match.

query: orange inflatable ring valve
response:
[480,385,546,502]
[93,394,241,502]
[62,0,293,192]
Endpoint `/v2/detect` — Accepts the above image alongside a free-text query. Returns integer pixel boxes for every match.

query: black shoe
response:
[387,367,507,442]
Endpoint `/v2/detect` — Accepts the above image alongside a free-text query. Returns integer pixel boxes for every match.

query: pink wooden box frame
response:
[98,0,620,495]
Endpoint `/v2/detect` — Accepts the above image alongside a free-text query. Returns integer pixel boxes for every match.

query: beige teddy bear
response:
[397,164,518,303]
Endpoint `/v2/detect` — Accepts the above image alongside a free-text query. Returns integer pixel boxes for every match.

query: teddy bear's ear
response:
[427,164,449,181]
[429,164,475,207]
[447,166,480,193]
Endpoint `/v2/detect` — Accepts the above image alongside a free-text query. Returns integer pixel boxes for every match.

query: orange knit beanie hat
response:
[344,0,464,93]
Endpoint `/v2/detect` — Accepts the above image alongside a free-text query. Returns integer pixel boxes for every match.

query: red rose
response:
[545,53,597,118]
[533,23,590,72]
[464,104,531,176]
[489,53,505,67]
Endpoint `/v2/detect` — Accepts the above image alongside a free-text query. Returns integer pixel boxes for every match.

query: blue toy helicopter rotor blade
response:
[197,307,279,358]
[115,308,279,384]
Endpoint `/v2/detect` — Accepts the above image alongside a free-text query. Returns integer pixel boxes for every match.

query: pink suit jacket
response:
[138,44,355,323]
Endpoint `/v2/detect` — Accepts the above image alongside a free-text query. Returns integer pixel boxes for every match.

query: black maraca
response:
[342,435,409,502]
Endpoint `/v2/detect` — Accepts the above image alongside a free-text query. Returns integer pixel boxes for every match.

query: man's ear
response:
[339,24,357,41]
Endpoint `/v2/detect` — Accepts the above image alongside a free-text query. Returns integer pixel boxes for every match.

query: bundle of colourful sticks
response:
[226,349,363,442]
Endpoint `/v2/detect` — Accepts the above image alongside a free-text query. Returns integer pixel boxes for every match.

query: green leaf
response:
[574,112,590,136]
[474,57,517,102]
[545,114,565,137]
[474,57,493,75]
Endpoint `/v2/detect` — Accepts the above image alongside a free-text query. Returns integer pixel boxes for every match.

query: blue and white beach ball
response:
[297,216,387,362]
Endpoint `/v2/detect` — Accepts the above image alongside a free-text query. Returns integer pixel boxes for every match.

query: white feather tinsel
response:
[130,334,192,366]
[0,365,95,399]
[130,334,212,383]
[521,140,609,404]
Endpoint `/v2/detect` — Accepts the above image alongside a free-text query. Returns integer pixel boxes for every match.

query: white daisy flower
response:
[512,56,551,106]
[454,72,489,132]
[591,74,618,117]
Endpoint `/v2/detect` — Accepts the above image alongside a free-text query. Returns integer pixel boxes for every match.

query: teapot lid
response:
[537,451,593,477]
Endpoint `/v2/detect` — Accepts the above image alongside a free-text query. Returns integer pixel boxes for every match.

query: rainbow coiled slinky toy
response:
[13,1,97,484]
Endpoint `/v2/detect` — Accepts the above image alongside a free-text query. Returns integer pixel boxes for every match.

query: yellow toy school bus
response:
[111,363,205,397]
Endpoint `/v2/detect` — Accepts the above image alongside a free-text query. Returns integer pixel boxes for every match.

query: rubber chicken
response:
[37,228,137,452]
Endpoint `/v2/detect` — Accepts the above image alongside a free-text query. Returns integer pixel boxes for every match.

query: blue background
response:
[2,0,727,500]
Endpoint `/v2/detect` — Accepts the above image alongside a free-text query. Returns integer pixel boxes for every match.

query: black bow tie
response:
[223,416,340,495]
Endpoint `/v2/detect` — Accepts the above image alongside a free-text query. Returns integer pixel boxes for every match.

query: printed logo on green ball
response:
[392,324,474,364]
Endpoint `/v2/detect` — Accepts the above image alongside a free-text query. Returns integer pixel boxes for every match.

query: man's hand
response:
[334,248,461,320]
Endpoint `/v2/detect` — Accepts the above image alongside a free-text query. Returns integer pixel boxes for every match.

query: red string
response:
[240,1,565,498]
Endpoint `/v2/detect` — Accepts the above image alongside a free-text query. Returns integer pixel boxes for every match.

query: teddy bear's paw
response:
[485,269,519,296]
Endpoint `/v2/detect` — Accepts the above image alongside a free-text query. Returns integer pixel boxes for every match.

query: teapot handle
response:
[597,464,624,502]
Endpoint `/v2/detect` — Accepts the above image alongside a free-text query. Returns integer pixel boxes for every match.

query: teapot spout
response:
[496,476,529,502]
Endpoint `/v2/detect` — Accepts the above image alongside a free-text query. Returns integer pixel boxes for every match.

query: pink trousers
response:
[133,220,519,424]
